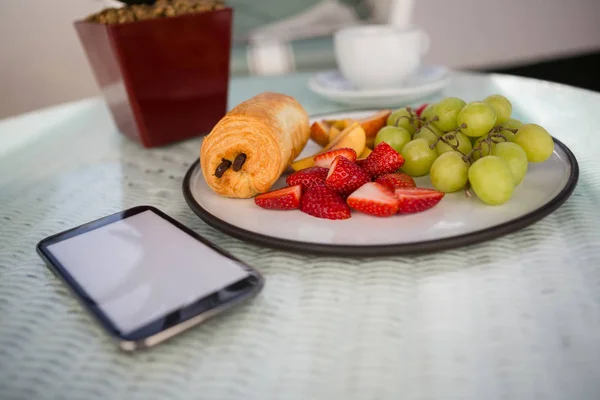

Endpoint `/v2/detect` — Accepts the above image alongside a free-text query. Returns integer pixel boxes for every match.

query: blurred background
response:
[1,0,599,119]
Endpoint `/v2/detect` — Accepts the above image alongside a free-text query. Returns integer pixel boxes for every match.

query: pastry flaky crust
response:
[200,92,310,198]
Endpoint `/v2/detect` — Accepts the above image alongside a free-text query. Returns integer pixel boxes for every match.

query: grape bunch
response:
[375,95,555,205]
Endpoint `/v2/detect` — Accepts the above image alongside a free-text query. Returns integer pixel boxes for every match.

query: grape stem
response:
[463,128,509,162]
[393,107,420,131]
[428,123,468,158]
[464,181,472,198]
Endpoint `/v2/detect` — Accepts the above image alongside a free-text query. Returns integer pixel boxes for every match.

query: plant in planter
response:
[76,0,232,148]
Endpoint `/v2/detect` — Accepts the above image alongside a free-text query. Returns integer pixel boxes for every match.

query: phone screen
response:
[43,209,252,336]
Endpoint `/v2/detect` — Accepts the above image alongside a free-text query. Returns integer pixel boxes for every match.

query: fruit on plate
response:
[291,122,366,171]
[395,188,445,214]
[468,156,514,205]
[387,107,418,134]
[357,109,393,138]
[435,131,472,156]
[328,126,342,143]
[484,94,512,126]
[314,148,357,168]
[432,97,466,132]
[359,147,372,159]
[375,172,416,191]
[324,118,351,130]
[413,125,442,145]
[286,166,328,189]
[415,103,429,118]
[310,121,330,147]
[456,101,497,137]
[513,124,554,162]
[420,103,436,123]
[325,155,370,196]
[429,151,469,193]
[361,142,405,179]
[347,182,398,217]
[400,138,438,177]
[255,185,302,210]
[374,125,412,153]
[300,185,351,220]
[491,142,528,185]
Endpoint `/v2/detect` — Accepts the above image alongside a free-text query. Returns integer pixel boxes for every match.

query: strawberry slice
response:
[375,172,416,191]
[347,182,398,217]
[355,158,366,168]
[300,185,351,220]
[313,148,357,168]
[286,166,328,189]
[415,103,429,117]
[361,142,405,179]
[394,188,444,214]
[255,185,302,210]
[325,155,370,196]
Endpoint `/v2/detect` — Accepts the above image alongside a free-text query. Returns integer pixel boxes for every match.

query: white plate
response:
[308,66,452,107]
[182,110,578,256]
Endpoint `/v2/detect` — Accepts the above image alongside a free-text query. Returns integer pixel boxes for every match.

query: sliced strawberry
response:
[300,185,351,220]
[395,188,444,214]
[355,158,366,168]
[375,172,416,191]
[255,185,302,210]
[415,103,429,117]
[347,182,398,217]
[313,147,357,168]
[325,155,370,196]
[361,142,405,179]
[286,166,328,189]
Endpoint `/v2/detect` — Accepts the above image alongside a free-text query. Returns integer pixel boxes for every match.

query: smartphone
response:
[36,205,264,351]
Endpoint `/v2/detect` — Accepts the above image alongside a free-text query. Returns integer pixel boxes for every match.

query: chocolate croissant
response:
[200,92,310,198]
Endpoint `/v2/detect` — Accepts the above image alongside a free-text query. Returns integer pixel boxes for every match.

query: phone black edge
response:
[35,205,265,352]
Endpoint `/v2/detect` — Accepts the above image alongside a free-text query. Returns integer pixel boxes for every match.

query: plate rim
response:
[308,66,451,98]
[181,133,579,256]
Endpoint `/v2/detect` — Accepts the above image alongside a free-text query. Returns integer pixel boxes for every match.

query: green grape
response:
[468,156,515,205]
[496,118,522,143]
[497,128,516,142]
[435,131,473,156]
[491,142,528,185]
[514,124,554,162]
[400,138,438,177]
[502,118,522,130]
[457,101,497,137]
[387,107,418,134]
[471,135,496,161]
[375,126,412,153]
[413,124,442,145]
[432,97,466,132]
[421,103,436,123]
[484,94,512,125]
[430,151,469,193]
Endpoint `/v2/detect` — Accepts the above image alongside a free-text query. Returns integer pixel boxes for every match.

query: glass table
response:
[1,71,599,400]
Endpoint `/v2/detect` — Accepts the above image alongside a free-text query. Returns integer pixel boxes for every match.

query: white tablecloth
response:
[1,71,599,400]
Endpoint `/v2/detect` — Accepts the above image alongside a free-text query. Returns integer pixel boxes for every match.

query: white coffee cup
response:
[334,24,430,90]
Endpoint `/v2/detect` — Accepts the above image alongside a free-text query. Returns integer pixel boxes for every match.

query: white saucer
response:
[308,66,452,107]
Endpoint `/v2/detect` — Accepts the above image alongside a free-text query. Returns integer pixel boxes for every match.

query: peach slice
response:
[359,147,372,159]
[310,121,330,147]
[328,126,342,143]
[365,136,376,149]
[358,109,392,138]
[291,122,366,171]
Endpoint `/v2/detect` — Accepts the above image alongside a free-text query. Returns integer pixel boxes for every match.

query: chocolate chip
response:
[232,153,247,172]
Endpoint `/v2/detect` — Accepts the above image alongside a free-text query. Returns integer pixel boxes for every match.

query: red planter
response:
[75,8,232,148]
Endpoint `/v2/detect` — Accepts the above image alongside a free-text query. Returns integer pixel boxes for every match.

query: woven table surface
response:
[1,71,599,400]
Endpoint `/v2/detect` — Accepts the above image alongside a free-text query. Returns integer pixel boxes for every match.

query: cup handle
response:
[419,30,430,56]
